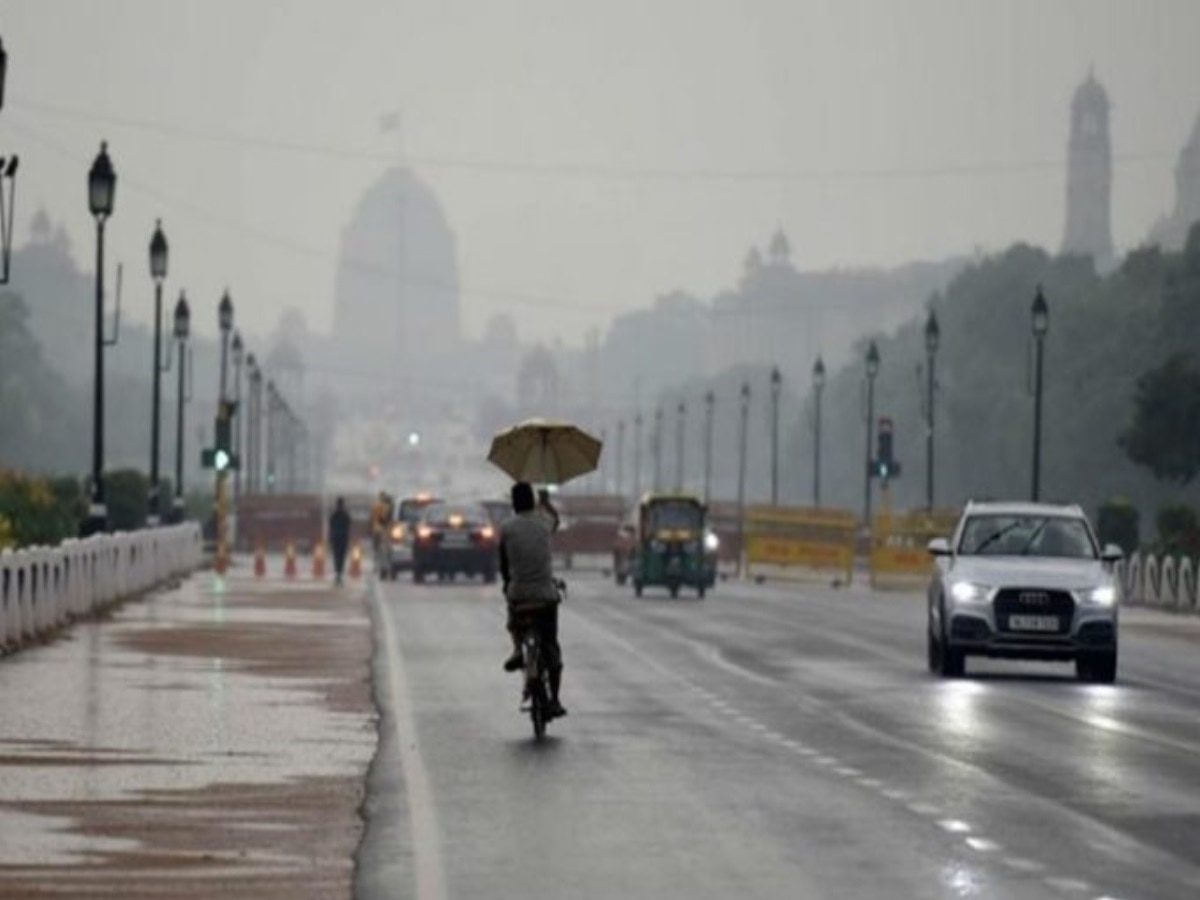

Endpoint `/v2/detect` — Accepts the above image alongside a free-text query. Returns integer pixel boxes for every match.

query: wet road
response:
[359,573,1200,900]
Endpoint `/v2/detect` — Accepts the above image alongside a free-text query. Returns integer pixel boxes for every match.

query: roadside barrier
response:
[869,508,960,589]
[254,544,266,578]
[283,543,298,579]
[312,541,326,579]
[349,542,363,580]
[0,524,202,652]
[1118,553,1199,611]
[743,505,857,585]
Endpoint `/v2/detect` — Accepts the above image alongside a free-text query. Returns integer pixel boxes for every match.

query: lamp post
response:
[675,400,686,492]
[0,36,21,286]
[703,389,715,505]
[615,418,625,499]
[266,380,278,493]
[171,292,190,521]
[653,406,664,492]
[633,412,643,500]
[812,357,825,507]
[924,310,940,512]
[863,341,880,525]
[1031,286,1049,501]
[736,381,750,577]
[769,366,782,505]
[85,141,116,535]
[147,219,168,525]
[245,354,257,494]
[231,331,244,503]
[218,290,233,400]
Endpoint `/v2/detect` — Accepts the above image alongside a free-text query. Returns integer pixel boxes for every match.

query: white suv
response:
[927,502,1122,683]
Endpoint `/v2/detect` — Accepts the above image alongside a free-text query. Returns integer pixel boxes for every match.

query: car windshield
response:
[646,501,703,531]
[958,514,1097,559]
[398,499,439,524]
[424,504,486,528]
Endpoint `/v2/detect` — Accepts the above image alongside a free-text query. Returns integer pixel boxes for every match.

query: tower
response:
[1061,72,1114,266]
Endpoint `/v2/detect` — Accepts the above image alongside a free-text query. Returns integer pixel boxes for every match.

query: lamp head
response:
[218,290,234,333]
[813,356,826,389]
[866,341,880,378]
[149,219,168,281]
[172,292,190,340]
[924,309,940,354]
[1031,285,1049,338]
[88,141,116,219]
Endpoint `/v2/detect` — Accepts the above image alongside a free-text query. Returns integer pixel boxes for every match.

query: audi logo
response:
[1019,591,1050,606]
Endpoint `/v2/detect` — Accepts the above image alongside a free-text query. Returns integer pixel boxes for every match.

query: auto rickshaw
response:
[631,493,710,598]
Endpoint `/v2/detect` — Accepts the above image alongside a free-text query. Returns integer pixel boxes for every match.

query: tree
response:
[1119,354,1200,484]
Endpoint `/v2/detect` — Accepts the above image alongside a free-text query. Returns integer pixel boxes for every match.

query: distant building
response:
[1148,110,1200,251]
[1061,72,1115,267]
[331,165,461,379]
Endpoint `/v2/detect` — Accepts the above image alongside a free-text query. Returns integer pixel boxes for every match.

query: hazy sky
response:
[3,0,1199,346]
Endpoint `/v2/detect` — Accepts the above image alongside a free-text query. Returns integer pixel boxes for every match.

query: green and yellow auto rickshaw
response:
[631,493,710,599]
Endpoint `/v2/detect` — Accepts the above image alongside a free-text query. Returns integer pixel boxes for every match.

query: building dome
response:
[332,166,461,373]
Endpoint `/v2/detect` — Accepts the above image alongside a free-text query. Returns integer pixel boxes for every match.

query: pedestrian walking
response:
[329,497,352,585]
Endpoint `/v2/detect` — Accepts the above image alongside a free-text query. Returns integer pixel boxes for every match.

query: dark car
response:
[481,498,514,528]
[412,502,499,584]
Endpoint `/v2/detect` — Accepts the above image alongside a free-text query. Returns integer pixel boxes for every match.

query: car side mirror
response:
[1101,544,1124,563]
[927,537,951,557]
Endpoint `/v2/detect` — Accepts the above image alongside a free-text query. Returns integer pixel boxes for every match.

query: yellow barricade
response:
[870,508,960,588]
[744,505,857,584]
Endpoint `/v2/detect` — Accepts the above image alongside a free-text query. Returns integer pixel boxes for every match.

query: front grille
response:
[994,588,1074,635]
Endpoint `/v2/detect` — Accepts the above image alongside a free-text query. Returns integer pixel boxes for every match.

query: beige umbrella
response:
[487,418,603,485]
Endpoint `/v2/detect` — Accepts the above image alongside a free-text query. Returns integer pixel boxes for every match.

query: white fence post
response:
[0,523,203,654]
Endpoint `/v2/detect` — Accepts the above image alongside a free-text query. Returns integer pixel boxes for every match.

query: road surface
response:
[358,573,1200,900]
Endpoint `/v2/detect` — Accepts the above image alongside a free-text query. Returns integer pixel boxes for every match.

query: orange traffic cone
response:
[349,542,363,580]
[254,544,267,578]
[312,541,327,579]
[284,543,298,579]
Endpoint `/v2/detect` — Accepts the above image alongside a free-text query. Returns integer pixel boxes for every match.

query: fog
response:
[2,0,1200,515]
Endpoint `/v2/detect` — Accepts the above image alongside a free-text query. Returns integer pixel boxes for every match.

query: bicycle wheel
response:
[529,676,547,739]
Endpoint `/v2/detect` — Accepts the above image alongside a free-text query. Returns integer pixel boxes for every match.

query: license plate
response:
[1007,614,1059,632]
[443,532,468,546]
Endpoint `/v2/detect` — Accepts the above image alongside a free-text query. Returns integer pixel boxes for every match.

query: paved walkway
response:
[0,564,376,899]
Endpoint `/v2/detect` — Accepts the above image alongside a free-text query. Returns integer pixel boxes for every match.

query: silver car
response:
[927,501,1123,683]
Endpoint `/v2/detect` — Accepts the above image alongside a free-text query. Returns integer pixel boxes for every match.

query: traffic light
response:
[869,417,901,481]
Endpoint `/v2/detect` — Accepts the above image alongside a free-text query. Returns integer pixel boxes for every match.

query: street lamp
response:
[1031,286,1049,501]
[147,219,169,525]
[231,331,244,503]
[633,412,643,499]
[769,366,782,505]
[703,389,715,505]
[863,340,880,526]
[0,35,22,285]
[245,354,258,495]
[653,406,664,492]
[266,380,278,493]
[85,141,116,535]
[172,292,190,521]
[736,381,751,577]
[812,357,825,507]
[924,309,940,512]
[615,418,626,499]
[218,290,233,400]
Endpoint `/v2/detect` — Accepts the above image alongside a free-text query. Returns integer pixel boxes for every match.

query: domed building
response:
[1149,111,1200,251]
[332,166,462,376]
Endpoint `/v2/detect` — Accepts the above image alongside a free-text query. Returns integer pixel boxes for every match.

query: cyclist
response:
[499,481,566,719]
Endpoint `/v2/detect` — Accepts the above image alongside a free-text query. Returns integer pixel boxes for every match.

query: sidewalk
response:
[0,563,377,899]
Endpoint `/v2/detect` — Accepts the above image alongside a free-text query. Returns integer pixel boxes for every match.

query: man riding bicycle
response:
[499,481,566,719]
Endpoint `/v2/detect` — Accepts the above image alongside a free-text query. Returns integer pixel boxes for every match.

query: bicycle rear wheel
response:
[529,677,547,739]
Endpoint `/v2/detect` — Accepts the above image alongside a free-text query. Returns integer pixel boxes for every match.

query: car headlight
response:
[704,533,720,552]
[1086,585,1117,606]
[950,581,987,603]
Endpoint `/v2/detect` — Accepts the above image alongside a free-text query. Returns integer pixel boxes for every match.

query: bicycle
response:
[516,579,566,741]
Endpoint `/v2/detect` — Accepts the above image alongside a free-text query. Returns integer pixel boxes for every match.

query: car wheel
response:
[1077,650,1117,684]
[634,581,643,598]
[483,568,497,585]
[616,574,627,586]
[933,606,965,678]
[697,584,706,599]
[413,567,425,584]
[927,617,941,674]
[669,584,680,599]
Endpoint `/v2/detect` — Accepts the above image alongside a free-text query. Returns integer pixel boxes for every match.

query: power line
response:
[10,97,1178,184]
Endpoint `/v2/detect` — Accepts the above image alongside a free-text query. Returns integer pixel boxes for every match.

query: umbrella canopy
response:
[487,418,603,485]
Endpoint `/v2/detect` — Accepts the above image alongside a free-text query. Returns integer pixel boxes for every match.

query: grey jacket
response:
[499,511,560,609]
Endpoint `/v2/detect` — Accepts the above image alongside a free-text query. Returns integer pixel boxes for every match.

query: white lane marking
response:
[377,591,447,900]
[965,837,1001,853]
[881,789,909,802]
[858,778,883,789]
[908,802,940,816]
[938,819,972,834]
[1045,877,1091,893]
[1003,857,1046,874]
